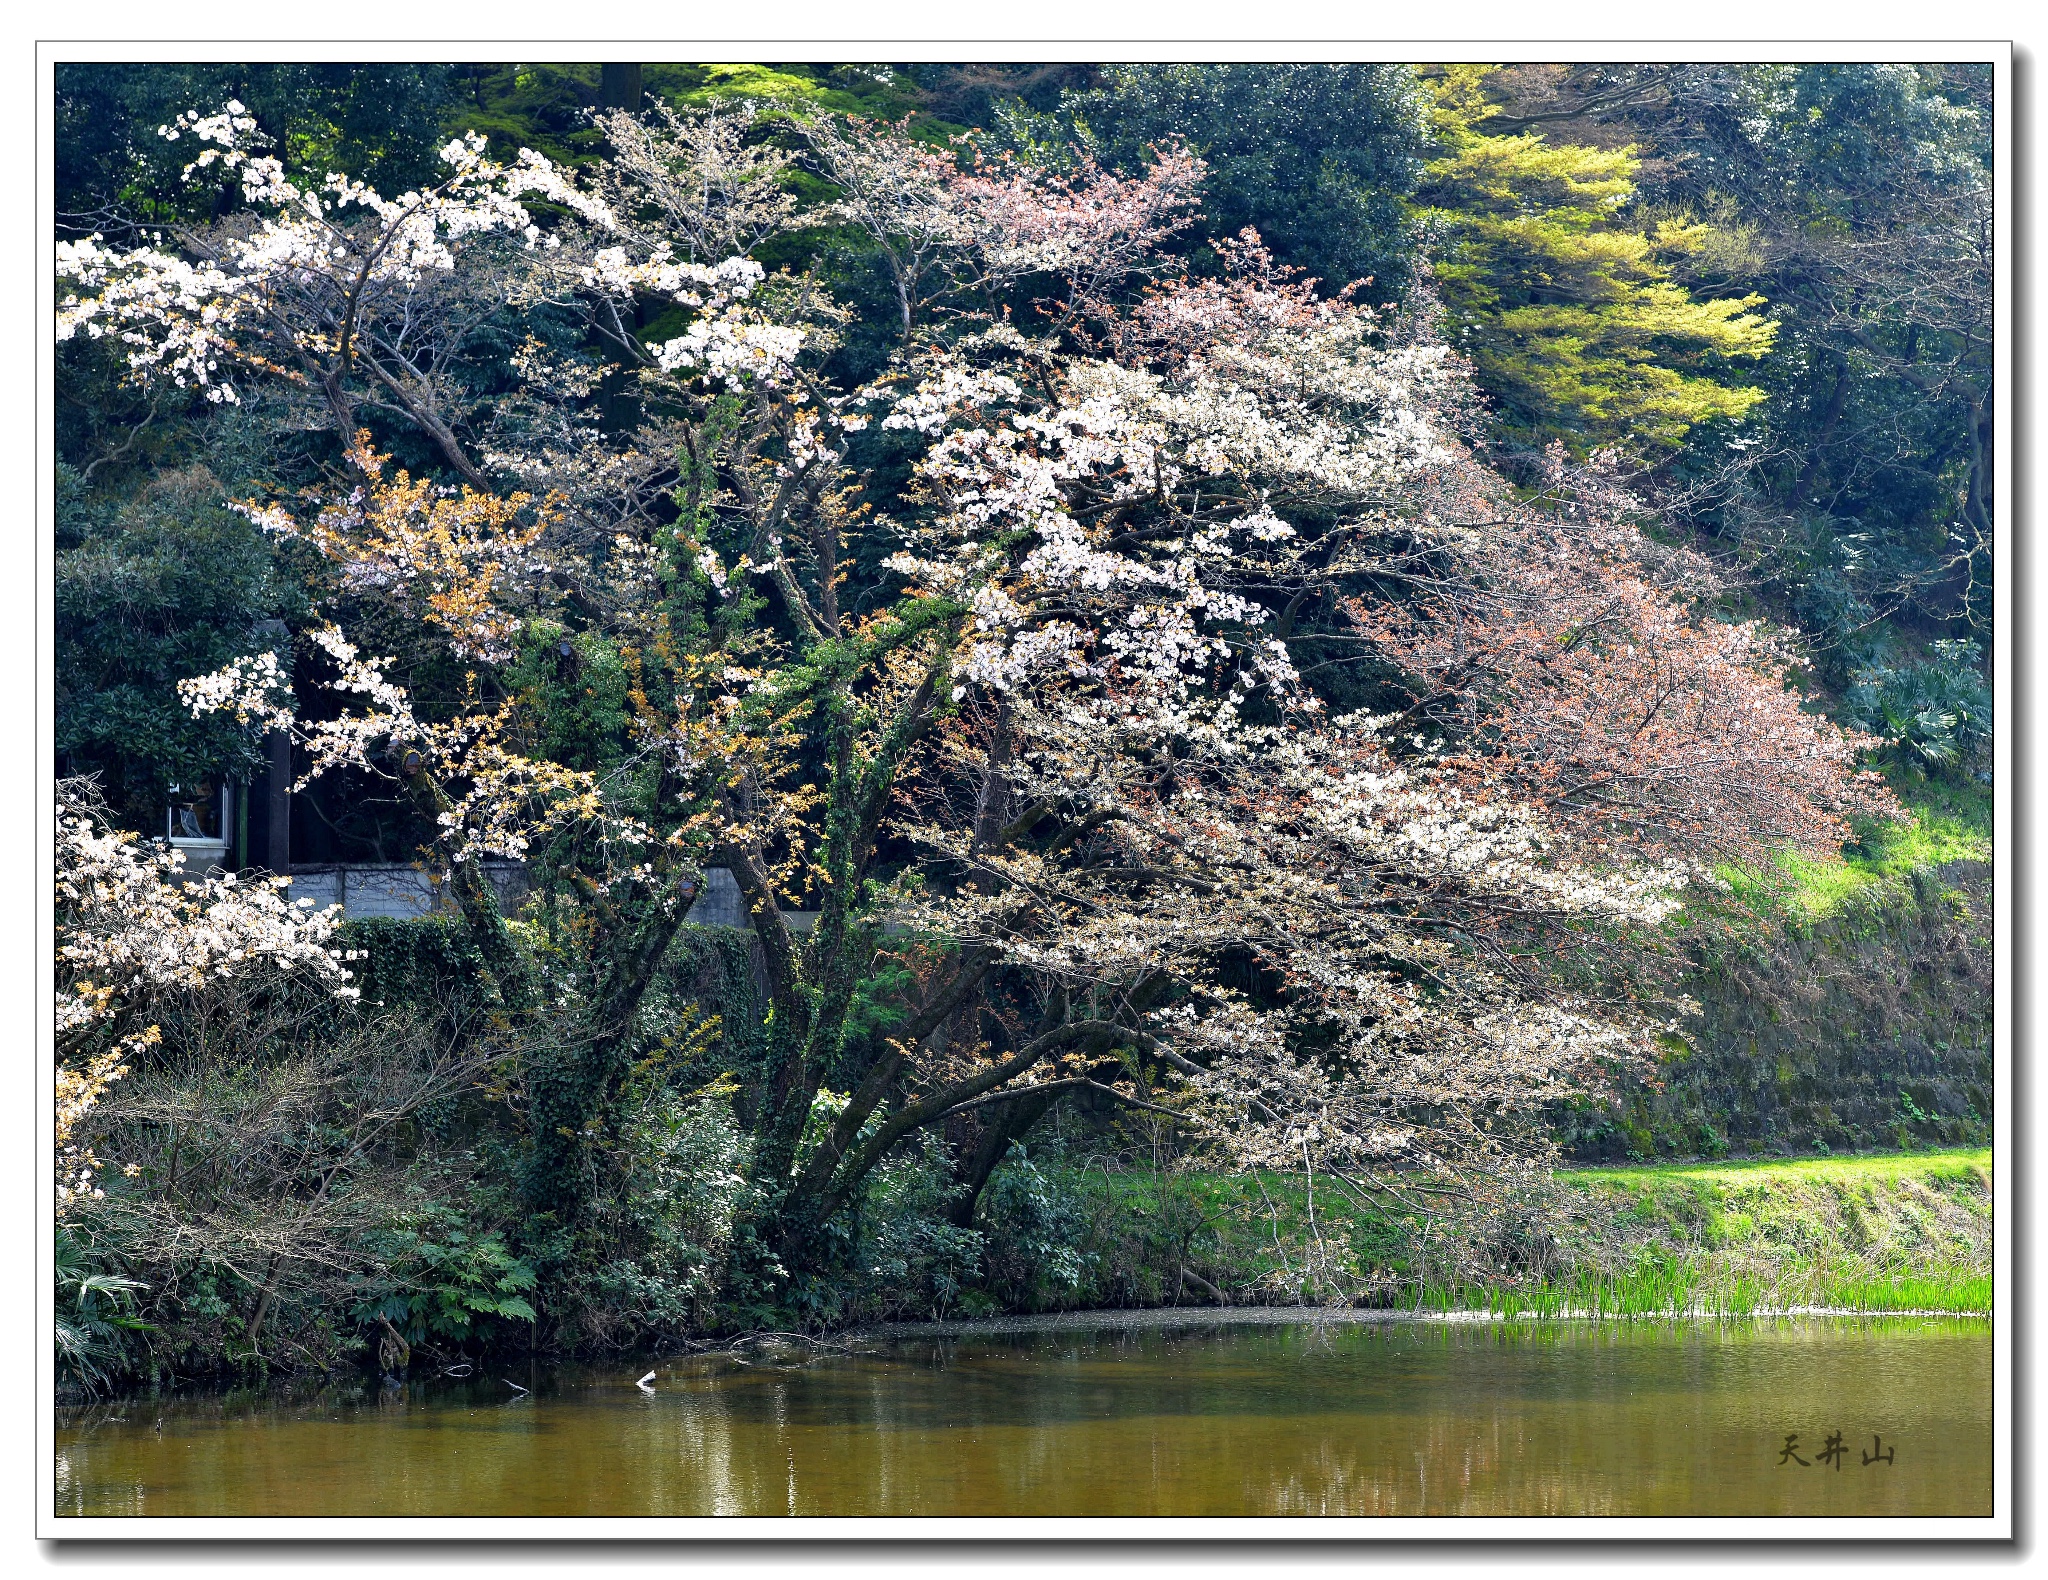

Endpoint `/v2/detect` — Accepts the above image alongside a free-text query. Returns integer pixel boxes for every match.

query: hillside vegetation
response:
[52,62,1995,1392]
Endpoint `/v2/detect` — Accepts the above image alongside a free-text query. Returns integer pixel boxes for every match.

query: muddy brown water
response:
[54,1314,1990,1518]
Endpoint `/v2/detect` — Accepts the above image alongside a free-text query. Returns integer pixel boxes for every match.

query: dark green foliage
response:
[630,927,768,1082]
[435,63,608,167]
[559,1074,757,1344]
[57,63,457,233]
[439,62,929,170]
[909,63,1099,129]
[1348,1211,1421,1279]
[975,1147,1093,1307]
[340,917,496,1021]
[506,622,634,777]
[672,928,772,1080]
[515,1041,633,1224]
[1617,63,1994,661]
[1843,640,1993,775]
[843,1134,989,1322]
[510,920,763,1234]
[54,1225,149,1395]
[351,1208,538,1349]
[55,464,286,830]
[1065,64,1429,302]
[1030,1170,1232,1313]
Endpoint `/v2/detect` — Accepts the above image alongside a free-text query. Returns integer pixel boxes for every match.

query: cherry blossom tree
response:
[55,780,506,1362]
[54,779,357,1211]
[55,102,614,488]
[1310,439,1895,870]
[69,103,1889,1277]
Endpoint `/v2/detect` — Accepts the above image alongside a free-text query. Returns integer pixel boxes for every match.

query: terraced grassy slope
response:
[986,1150,1993,1318]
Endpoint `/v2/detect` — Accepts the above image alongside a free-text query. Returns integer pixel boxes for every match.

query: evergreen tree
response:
[1064,63,1428,303]
[55,465,291,830]
[1618,64,1995,669]
[1414,65,1777,458]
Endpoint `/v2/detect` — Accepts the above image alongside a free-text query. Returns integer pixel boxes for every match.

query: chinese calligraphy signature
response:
[1779,1432,1895,1469]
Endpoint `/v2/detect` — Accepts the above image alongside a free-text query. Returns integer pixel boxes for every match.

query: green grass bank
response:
[982,1148,1992,1321]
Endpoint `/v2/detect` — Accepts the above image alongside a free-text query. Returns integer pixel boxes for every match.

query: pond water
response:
[55,1314,1991,1519]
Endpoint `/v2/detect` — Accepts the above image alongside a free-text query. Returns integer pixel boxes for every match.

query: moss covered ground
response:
[1766,772,1992,920]
[1561,785,1993,1162]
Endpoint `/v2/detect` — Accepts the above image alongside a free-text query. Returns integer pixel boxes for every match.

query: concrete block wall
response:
[286,860,811,933]
[681,865,748,928]
[286,862,530,920]
[681,866,818,932]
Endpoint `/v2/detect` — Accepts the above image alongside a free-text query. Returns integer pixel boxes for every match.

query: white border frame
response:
[31,33,2014,1544]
